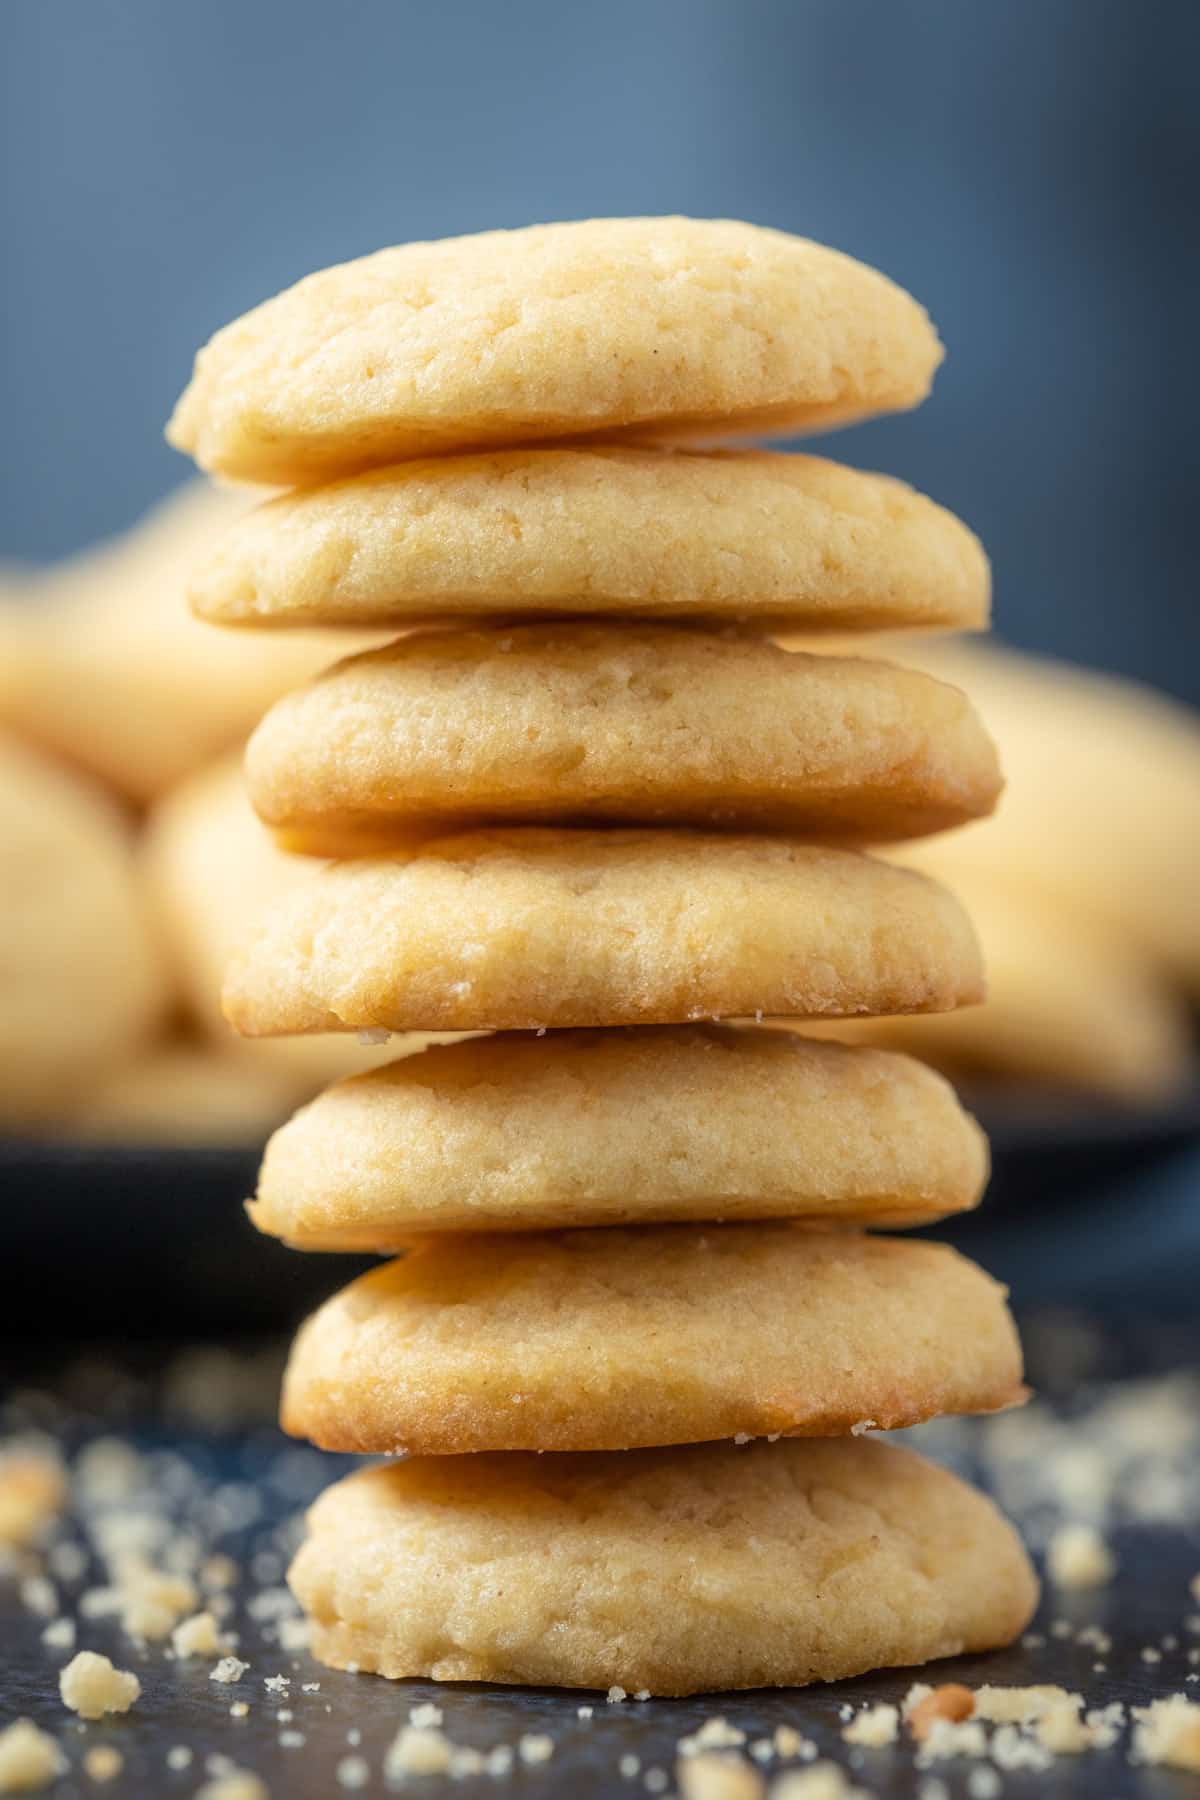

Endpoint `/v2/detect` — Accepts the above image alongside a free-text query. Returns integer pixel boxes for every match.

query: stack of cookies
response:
[169,218,1038,1697]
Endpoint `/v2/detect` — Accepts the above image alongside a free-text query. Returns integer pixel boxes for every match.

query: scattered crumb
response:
[229,1703,248,1720]
[619,1756,641,1779]
[965,1771,1001,1799]
[19,1577,57,1620]
[518,1733,554,1765]
[1132,1694,1200,1771]
[679,1720,747,1756]
[849,1421,877,1437]
[770,1765,870,1799]
[193,1770,268,1800]
[40,1617,75,1652]
[907,1686,974,1741]
[275,1618,309,1653]
[119,1567,198,1640]
[172,1611,230,1658]
[59,1650,140,1719]
[914,1718,989,1766]
[678,1753,765,1800]
[0,1451,65,1549]
[408,1702,442,1729]
[972,1684,1073,1724]
[577,1706,594,1720]
[166,1746,193,1770]
[607,1685,627,1704]
[82,1745,123,1783]
[209,1657,250,1685]
[335,1755,370,1789]
[842,1703,898,1748]
[384,1726,451,1777]
[1047,1523,1116,1589]
[989,1724,1052,1772]
[1143,1646,1163,1664]
[0,1718,66,1793]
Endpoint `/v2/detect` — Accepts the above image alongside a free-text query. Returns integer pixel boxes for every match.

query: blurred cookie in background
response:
[142,751,449,1105]
[911,642,1200,996]
[0,734,168,1129]
[69,1042,299,1147]
[809,865,1192,1105]
[0,482,379,805]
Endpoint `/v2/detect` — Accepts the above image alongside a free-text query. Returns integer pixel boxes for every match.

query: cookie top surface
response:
[251,1026,987,1244]
[189,446,987,633]
[245,627,1002,853]
[167,219,942,483]
[281,1227,1024,1454]
[222,829,984,1034]
[289,1438,1037,1695]
[0,734,167,1125]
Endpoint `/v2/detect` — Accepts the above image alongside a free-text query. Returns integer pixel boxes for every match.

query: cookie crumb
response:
[172,1611,230,1658]
[384,1726,451,1777]
[0,1451,65,1549]
[1047,1523,1115,1589]
[209,1656,249,1685]
[1132,1694,1200,1771]
[194,1770,268,1800]
[842,1703,899,1747]
[907,1686,974,1741]
[83,1746,123,1783]
[59,1650,140,1719]
[0,1718,66,1793]
[678,1753,766,1800]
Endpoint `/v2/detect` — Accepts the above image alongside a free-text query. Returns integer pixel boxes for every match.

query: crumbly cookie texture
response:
[188,446,986,633]
[250,1027,988,1245]
[244,627,1001,853]
[166,218,942,483]
[222,829,984,1035]
[280,1228,1025,1454]
[287,1438,1037,1695]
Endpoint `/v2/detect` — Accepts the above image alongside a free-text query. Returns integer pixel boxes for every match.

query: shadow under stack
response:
[167,217,1038,1697]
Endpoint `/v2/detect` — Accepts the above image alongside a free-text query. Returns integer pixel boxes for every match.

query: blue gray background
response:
[2,0,1197,698]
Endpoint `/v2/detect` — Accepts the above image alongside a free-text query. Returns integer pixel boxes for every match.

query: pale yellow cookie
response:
[281,1229,1024,1454]
[783,635,1200,994]
[69,1043,298,1146]
[167,218,942,483]
[142,754,456,1104]
[189,446,988,633]
[250,1027,988,1246]
[814,865,1193,1103]
[1,484,379,803]
[245,628,1001,853]
[290,1438,1038,1695]
[0,735,166,1128]
[222,830,984,1034]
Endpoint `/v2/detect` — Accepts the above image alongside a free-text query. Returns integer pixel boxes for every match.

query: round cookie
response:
[189,446,989,634]
[1,484,380,804]
[167,218,942,483]
[289,1438,1038,1695]
[0,734,166,1128]
[251,1027,988,1246]
[245,627,1002,853]
[817,866,1193,1104]
[280,1228,1025,1454]
[222,829,985,1035]
[143,754,456,1104]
